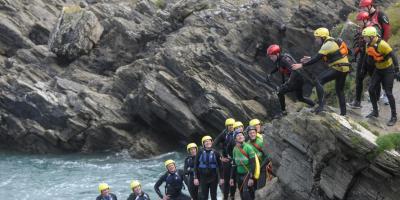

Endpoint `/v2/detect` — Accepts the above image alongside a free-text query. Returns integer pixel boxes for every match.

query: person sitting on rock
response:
[266,44,315,114]
[96,183,118,200]
[246,126,272,189]
[154,160,190,200]
[362,27,400,126]
[230,132,256,200]
[193,136,223,200]
[213,118,237,200]
[292,27,350,116]
[184,143,199,200]
[127,180,150,200]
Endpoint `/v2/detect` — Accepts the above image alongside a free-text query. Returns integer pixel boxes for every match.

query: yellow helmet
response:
[201,135,213,144]
[225,118,235,126]
[98,183,109,193]
[233,121,244,129]
[186,143,198,152]
[249,119,261,126]
[164,159,175,168]
[314,27,330,38]
[130,180,141,189]
[362,26,378,37]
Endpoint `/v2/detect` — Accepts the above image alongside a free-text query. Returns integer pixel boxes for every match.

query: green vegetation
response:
[376,132,400,153]
[386,2,400,57]
[358,120,370,131]
[151,0,166,9]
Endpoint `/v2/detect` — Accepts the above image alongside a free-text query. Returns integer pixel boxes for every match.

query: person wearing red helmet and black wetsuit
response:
[359,0,391,41]
[266,44,315,113]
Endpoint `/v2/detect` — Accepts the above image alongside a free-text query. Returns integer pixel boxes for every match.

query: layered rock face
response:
[257,111,400,200]
[0,0,360,156]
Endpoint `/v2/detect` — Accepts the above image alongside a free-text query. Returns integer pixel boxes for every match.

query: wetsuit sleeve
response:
[183,157,189,175]
[378,11,391,41]
[270,66,278,75]
[248,157,256,179]
[230,158,237,179]
[303,54,324,66]
[127,193,134,200]
[390,52,399,68]
[145,193,150,200]
[215,151,223,178]
[213,130,225,151]
[193,151,200,179]
[178,170,188,188]
[154,173,167,198]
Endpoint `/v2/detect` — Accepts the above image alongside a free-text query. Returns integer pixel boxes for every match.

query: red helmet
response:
[356,11,369,21]
[359,0,373,8]
[267,44,280,56]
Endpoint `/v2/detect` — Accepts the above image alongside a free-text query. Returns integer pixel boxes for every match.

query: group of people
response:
[266,0,399,126]
[95,118,271,200]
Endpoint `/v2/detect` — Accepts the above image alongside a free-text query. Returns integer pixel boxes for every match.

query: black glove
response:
[395,69,400,82]
[266,74,272,83]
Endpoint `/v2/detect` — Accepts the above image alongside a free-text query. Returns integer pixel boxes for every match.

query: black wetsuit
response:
[154,170,190,200]
[184,155,198,200]
[194,148,223,200]
[271,53,315,111]
[214,129,237,200]
[127,192,150,200]
[96,193,118,200]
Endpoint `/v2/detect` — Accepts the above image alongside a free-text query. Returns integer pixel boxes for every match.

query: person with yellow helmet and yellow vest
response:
[362,27,400,126]
[127,180,150,200]
[194,136,223,200]
[213,118,237,200]
[154,160,190,200]
[96,183,118,200]
[230,131,256,200]
[246,126,272,189]
[292,27,350,116]
[183,143,199,200]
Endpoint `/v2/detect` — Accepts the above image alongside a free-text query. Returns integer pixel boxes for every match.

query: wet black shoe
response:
[312,106,324,114]
[366,110,379,118]
[348,100,361,109]
[387,116,397,126]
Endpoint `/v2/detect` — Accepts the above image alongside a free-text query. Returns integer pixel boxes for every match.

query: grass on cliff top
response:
[376,132,400,153]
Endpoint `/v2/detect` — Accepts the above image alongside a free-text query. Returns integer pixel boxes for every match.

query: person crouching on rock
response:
[184,143,199,200]
[97,183,118,200]
[292,27,351,116]
[266,44,315,115]
[194,136,223,200]
[230,132,256,200]
[154,160,190,200]
[127,180,150,200]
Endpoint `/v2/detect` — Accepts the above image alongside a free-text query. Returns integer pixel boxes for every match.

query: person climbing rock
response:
[359,0,391,41]
[184,143,199,200]
[246,126,271,189]
[248,119,264,140]
[96,183,118,200]
[266,44,316,113]
[292,27,350,116]
[154,160,190,200]
[194,136,223,200]
[127,180,150,200]
[213,118,237,200]
[362,27,400,126]
[230,132,256,200]
[349,11,381,109]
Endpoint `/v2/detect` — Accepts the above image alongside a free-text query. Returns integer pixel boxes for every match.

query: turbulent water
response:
[0,151,192,200]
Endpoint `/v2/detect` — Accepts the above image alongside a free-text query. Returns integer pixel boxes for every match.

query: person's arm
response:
[154,173,167,198]
[390,51,399,68]
[270,66,279,75]
[303,53,324,66]
[179,170,188,188]
[378,11,391,41]
[215,151,223,178]
[193,151,200,179]
[230,158,237,180]
[183,157,189,175]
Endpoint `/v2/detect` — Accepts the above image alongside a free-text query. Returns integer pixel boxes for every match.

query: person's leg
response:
[381,67,397,125]
[210,177,218,200]
[367,70,383,117]
[295,86,315,107]
[314,69,338,113]
[199,178,209,200]
[188,175,198,200]
[354,55,367,103]
[335,71,348,115]
[221,162,230,200]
